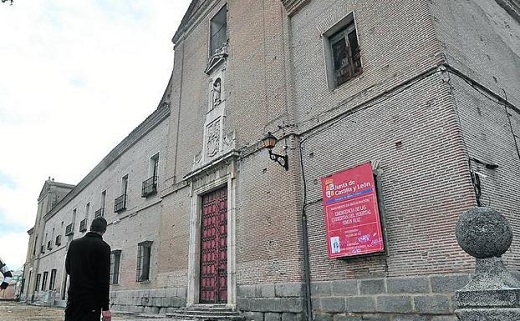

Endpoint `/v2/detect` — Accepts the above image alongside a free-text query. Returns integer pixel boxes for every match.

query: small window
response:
[85,202,90,220]
[79,219,88,232]
[49,269,57,290]
[121,175,128,196]
[115,176,128,213]
[110,250,122,285]
[35,274,41,292]
[136,241,152,282]
[55,235,62,246]
[142,154,159,197]
[33,236,38,256]
[151,154,159,179]
[325,16,362,89]
[41,271,48,291]
[210,5,227,55]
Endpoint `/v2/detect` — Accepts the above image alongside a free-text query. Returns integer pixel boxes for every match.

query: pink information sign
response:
[321,162,384,258]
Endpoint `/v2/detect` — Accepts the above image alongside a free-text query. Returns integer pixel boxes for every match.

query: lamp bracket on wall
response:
[262,132,289,171]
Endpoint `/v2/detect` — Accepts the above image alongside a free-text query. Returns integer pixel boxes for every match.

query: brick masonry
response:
[21,0,520,320]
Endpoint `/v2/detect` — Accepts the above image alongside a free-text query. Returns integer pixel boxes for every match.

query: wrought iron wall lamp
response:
[262,132,288,171]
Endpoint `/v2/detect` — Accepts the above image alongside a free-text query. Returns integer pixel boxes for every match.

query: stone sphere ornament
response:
[455,207,513,258]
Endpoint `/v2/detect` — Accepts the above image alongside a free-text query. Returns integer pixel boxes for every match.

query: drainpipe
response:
[298,137,313,321]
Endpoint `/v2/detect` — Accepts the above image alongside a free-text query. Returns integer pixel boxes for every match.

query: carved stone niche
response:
[192,67,235,170]
[281,0,310,16]
[208,69,225,112]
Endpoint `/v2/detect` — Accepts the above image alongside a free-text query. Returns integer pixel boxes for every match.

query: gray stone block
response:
[430,274,471,293]
[345,296,375,313]
[312,281,332,296]
[249,298,282,312]
[336,315,389,321]
[331,280,358,296]
[376,295,413,313]
[243,311,264,321]
[279,297,304,313]
[238,297,251,310]
[334,315,363,321]
[414,295,452,314]
[276,283,303,297]
[128,305,144,313]
[165,288,176,297]
[171,297,186,307]
[239,285,257,298]
[176,287,186,298]
[355,314,390,321]
[387,276,429,294]
[313,312,332,321]
[161,297,174,307]
[393,315,428,321]
[311,296,321,310]
[359,279,385,295]
[260,284,276,298]
[319,297,345,312]
[281,312,302,321]
[265,312,281,321]
[143,306,159,314]
[431,316,458,321]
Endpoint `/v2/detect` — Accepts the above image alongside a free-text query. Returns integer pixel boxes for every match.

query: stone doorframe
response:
[185,156,238,308]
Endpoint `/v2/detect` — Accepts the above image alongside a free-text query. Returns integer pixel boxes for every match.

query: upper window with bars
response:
[324,15,362,89]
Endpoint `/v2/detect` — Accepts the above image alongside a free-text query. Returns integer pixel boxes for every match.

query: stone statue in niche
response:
[212,78,222,107]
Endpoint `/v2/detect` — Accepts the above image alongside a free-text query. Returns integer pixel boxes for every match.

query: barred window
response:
[136,241,152,282]
[324,15,362,89]
[35,274,41,292]
[110,250,121,285]
[41,271,48,291]
[49,269,57,290]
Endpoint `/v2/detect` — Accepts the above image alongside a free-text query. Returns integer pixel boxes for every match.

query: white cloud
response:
[0,0,191,271]
[0,232,29,271]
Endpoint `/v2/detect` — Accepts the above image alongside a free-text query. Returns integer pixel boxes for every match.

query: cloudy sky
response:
[0,0,191,270]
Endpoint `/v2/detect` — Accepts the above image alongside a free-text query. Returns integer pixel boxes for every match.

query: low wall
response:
[238,274,471,321]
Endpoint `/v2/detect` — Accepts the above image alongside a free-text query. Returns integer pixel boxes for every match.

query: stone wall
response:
[110,288,187,314]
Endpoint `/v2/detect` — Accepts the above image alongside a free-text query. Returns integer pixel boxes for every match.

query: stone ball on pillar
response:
[455,207,513,258]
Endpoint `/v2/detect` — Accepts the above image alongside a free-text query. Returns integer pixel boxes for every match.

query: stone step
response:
[166,305,244,321]
[135,314,169,319]
[184,304,236,311]
[165,313,244,321]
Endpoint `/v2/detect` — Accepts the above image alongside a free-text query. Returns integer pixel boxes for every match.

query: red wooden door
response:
[200,186,228,303]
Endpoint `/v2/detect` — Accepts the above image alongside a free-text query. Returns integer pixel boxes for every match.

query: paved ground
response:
[0,300,173,321]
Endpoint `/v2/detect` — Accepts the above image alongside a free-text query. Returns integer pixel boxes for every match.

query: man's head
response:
[90,217,108,234]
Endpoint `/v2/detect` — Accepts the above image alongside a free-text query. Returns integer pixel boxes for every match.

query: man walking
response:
[65,217,112,321]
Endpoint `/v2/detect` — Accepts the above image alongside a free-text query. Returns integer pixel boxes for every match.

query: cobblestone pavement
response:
[0,300,177,321]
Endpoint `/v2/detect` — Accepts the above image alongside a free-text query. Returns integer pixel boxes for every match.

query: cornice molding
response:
[496,0,520,22]
[281,0,310,16]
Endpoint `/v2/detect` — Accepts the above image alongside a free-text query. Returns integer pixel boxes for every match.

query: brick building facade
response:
[22,0,519,320]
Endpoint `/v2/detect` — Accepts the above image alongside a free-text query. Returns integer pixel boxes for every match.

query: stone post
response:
[455,207,520,321]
